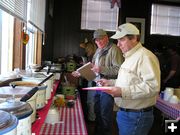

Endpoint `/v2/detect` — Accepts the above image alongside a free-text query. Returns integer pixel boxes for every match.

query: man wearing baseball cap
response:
[97,23,161,135]
[91,29,124,135]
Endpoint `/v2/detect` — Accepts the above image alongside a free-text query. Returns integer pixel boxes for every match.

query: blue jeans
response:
[94,91,114,135]
[116,109,154,135]
[87,81,96,121]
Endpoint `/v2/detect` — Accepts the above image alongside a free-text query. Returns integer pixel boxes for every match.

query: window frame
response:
[81,0,119,32]
[0,0,43,74]
[13,19,42,70]
[150,3,180,36]
[13,19,25,69]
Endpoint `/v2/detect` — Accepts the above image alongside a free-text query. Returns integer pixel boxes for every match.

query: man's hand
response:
[91,64,101,73]
[96,78,110,86]
[102,86,122,97]
[71,71,81,78]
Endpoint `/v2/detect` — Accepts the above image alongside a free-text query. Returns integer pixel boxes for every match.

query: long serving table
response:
[32,80,61,135]
[39,96,88,135]
[155,97,180,120]
[32,80,87,135]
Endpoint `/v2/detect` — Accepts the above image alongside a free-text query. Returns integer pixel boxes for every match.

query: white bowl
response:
[169,95,179,104]
[45,108,60,124]
[164,87,174,101]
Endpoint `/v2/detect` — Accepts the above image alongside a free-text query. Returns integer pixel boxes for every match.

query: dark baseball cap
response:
[93,29,107,39]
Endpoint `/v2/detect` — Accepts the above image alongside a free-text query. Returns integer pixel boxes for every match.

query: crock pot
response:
[10,81,47,109]
[66,60,76,72]
[0,100,33,135]
[22,73,54,100]
[50,63,62,71]
[0,110,18,135]
[0,86,37,123]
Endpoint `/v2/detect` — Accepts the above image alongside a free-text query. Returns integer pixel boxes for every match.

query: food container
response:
[51,63,62,71]
[66,61,76,72]
[62,83,76,96]
[29,64,41,72]
[169,95,179,104]
[45,107,60,124]
[0,100,33,135]
[0,86,37,123]
[0,110,18,135]
[163,87,174,101]
[66,100,75,108]
[10,81,47,109]
[53,94,65,107]
[22,73,53,100]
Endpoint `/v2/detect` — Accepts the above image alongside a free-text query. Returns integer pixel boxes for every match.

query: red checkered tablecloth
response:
[39,97,88,135]
[32,80,60,135]
[155,97,180,119]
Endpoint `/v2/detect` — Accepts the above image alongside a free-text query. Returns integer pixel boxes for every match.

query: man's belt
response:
[120,106,154,112]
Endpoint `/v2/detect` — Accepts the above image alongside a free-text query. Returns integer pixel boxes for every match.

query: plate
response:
[82,87,111,91]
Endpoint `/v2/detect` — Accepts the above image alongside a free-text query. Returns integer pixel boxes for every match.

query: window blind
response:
[151,4,180,36]
[81,0,119,31]
[28,0,46,32]
[0,0,27,22]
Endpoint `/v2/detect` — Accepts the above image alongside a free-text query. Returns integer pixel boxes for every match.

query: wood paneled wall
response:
[43,0,180,62]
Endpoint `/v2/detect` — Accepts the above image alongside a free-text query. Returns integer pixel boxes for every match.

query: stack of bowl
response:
[164,87,179,104]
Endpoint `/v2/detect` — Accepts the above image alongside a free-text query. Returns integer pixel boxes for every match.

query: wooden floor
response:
[85,108,164,135]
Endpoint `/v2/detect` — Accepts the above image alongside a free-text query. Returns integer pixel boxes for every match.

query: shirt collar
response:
[124,42,142,58]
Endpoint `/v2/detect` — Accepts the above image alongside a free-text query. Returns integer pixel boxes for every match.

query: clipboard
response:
[82,87,111,91]
[77,62,96,81]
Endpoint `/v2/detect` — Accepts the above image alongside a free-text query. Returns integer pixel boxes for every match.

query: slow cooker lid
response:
[0,100,33,119]
[0,111,12,128]
[0,86,32,98]
[0,100,25,109]
[0,110,18,132]
[32,73,47,78]
[22,72,47,79]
